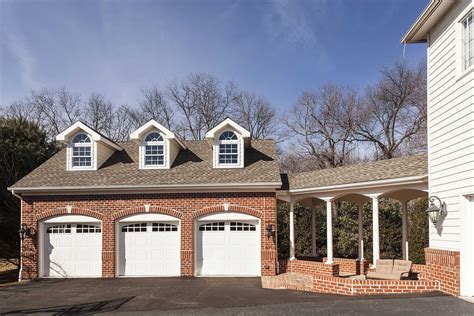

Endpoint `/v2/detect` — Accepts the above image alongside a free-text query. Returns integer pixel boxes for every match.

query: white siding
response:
[427,0,474,251]
[96,141,115,169]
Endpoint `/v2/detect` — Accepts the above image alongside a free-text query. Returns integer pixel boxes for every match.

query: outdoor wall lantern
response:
[265,224,274,238]
[18,224,31,241]
[426,196,447,226]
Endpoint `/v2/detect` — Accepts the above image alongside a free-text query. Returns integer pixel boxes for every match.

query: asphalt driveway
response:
[0,277,472,315]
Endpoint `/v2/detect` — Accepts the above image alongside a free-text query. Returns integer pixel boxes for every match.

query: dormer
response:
[130,120,186,169]
[205,118,251,169]
[56,121,123,171]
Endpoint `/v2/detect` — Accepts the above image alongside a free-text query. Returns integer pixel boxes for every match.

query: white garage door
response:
[118,221,180,276]
[196,220,260,276]
[43,223,102,277]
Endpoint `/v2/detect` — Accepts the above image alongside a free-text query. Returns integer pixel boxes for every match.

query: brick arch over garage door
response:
[191,204,263,220]
[112,205,183,220]
[35,207,104,222]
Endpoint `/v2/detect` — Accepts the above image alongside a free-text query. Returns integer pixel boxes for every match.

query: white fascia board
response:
[8,182,283,195]
[401,0,457,43]
[205,118,251,140]
[130,119,185,149]
[280,175,428,195]
[56,121,122,151]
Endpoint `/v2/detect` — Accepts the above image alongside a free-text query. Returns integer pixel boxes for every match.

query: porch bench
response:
[367,259,412,280]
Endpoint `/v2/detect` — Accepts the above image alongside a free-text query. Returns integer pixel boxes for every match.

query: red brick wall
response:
[279,259,339,277]
[20,192,277,279]
[312,275,438,295]
[412,248,460,296]
[274,249,460,296]
[322,257,369,275]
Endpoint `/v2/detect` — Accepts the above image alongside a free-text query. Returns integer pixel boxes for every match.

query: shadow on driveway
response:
[3,297,134,315]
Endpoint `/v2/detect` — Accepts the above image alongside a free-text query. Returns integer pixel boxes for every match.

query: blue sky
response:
[0,0,427,110]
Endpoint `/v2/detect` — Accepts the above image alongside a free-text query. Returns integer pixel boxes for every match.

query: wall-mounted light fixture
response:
[265,224,273,238]
[426,196,447,226]
[18,224,31,241]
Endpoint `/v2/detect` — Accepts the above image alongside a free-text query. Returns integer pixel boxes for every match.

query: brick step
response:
[262,273,313,291]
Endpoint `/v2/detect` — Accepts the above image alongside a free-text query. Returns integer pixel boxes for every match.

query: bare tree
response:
[109,105,141,142]
[29,88,63,137]
[231,91,276,139]
[1,101,40,124]
[56,87,81,126]
[284,85,357,169]
[167,73,235,140]
[21,88,82,139]
[2,88,83,140]
[353,61,427,159]
[84,92,114,135]
[140,87,174,129]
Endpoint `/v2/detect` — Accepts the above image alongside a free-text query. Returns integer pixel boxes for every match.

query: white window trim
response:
[214,130,244,169]
[140,131,168,169]
[67,133,96,171]
[457,7,474,80]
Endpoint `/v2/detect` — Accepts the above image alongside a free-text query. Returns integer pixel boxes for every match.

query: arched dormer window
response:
[143,131,165,167]
[71,133,92,168]
[218,131,239,165]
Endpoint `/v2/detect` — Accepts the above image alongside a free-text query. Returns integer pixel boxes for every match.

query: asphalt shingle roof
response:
[11,137,427,192]
[11,139,282,189]
[286,154,428,191]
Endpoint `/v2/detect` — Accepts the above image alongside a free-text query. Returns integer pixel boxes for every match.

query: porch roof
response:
[282,154,427,192]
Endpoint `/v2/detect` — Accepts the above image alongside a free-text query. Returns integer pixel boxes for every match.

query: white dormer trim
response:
[205,117,251,143]
[130,120,185,170]
[205,118,251,169]
[56,121,122,151]
[130,120,186,149]
[56,121,122,171]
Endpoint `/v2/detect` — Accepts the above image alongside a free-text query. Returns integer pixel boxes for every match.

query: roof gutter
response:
[7,182,283,195]
[401,0,456,44]
[280,175,428,195]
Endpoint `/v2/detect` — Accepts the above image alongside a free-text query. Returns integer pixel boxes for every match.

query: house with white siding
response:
[402,0,474,297]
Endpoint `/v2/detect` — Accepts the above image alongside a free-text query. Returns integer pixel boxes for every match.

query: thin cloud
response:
[263,0,328,47]
[5,31,38,89]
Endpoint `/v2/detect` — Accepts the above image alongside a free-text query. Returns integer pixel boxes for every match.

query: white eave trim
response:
[8,182,283,195]
[280,175,428,195]
[401,0,457,43]
[205,118,251,140]
[56,121,123,151]
[130,119,186,149]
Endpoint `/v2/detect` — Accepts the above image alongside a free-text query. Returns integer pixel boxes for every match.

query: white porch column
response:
[289,201,296,260]
[311,202,317,257]
[401,200,409,261]
[357,204,364,261]
[326,200,333,264]
[372,196,380,267]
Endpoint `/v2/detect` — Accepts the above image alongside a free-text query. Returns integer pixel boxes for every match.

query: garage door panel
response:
[44,223,102,278]
[119,221,180,276]
[197,220,260,276]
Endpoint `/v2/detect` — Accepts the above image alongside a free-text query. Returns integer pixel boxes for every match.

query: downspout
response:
[11,190,22,282]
